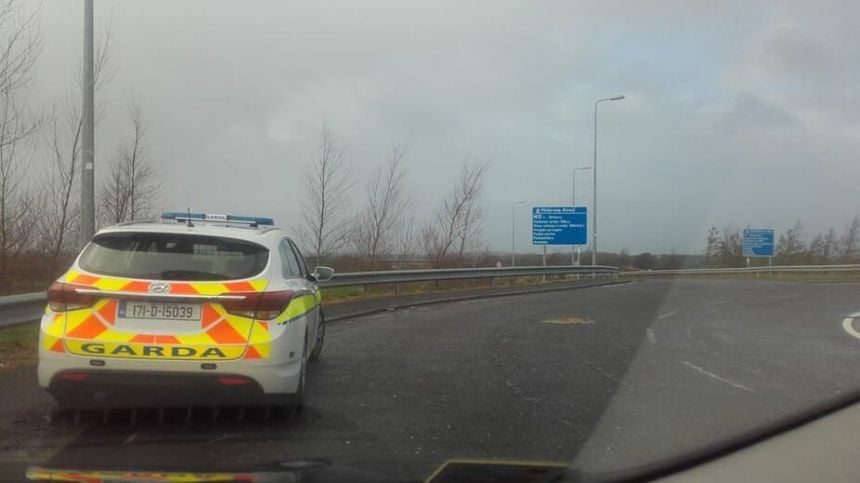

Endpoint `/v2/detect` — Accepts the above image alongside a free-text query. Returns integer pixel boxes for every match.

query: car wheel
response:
[285,333,308,412]
[309,310,325,362]
[52,395,79,412]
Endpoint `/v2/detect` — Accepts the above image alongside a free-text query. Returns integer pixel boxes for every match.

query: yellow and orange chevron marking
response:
[64,271,268,296]
[42,312,67,354]
[26,467,254,482]
[45,271,320,361]
[53,272,275,361]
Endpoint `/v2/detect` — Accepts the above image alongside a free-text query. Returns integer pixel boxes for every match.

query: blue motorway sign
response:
[743,228,775,257]
[532,206,587,245]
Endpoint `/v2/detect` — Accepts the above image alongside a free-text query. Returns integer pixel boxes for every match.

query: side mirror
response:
[312,266,334,282]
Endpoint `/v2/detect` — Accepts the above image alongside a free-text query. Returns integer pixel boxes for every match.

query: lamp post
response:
[571,166,591,265]
[592,95,625,266]
[511,201,525,266]
[80,0,95,245]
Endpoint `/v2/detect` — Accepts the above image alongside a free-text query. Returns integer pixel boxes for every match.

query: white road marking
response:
[656,310,678,320]
[542,316,594,325]
[768,294,797,300]
[703,299,733,307]
[207,433,238,444]
[842,317,860,341]
[583,360,621,382]
[122,432,139,446]
[681,361,753,392]
[646,328,657,343]
[685,322,695,342]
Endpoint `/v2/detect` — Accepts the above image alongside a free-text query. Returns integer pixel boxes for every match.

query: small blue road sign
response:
[743,228,775,257]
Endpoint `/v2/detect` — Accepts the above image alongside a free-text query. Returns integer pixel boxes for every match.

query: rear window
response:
[78,232,269,281]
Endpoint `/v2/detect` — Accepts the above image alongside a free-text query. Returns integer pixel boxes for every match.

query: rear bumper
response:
[38,353,302,409]
[46,370,293,409]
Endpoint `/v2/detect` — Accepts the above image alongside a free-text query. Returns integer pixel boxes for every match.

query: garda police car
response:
[38,212,333,410]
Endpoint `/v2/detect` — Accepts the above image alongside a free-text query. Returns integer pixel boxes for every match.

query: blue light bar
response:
[161,211,274,226]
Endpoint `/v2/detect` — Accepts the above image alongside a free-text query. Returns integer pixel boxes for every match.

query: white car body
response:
[37,216,328,409]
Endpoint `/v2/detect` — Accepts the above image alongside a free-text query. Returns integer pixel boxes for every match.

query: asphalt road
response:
[1,279,859,481]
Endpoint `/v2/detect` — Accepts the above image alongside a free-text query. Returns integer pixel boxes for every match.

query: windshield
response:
[1,1,859,482]
[78,233,269,281]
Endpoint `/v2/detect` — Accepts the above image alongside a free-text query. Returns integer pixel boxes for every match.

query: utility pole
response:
[592,95,625,266]
[80,0,95,245]
[571,166,590,265]
[130,142,135,220]
[511,201,524,266]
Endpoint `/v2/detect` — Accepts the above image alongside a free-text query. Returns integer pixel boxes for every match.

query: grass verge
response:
[621,272,860,283]
[0,322,38,373]
[321,274,597,303]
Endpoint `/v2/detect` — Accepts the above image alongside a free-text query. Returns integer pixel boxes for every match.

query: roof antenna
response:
[186,207,194,227]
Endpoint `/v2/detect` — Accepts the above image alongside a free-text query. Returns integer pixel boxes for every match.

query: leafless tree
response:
[394,217,418,267]
[98,101,159,226]
[841,215,860,262]
[38,30,113,277]
[299,123,353,266]
[0,93,37,292]
[809,229,836,264]
[718,226,742,267]
[455,174,486,262]
[0,0,40,96]
[703,226,721,268]
[349,143,411,269]
[823,227,839,263]
[422,160,488,268]
[37,104,81,275]
[776,220,806,265]
[0,0,40,292]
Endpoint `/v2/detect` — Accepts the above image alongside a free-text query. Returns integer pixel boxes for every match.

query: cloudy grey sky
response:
[29,0,860,254]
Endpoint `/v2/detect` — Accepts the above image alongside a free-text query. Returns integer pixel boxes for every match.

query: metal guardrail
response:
[620,264,860,276]
[317,264,618,287]
[4,263,856,328]
[0,265,618,328]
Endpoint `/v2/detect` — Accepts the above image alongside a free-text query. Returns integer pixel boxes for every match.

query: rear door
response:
[289,239,323,353]
[59,232,270,362]
[278,239,320,342]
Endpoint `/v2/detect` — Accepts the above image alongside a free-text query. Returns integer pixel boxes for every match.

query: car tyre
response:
[284,333,308,413]
[308,310,325,362]
[52,394,79,413]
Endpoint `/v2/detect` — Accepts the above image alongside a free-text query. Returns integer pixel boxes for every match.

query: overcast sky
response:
[28,0,860,254]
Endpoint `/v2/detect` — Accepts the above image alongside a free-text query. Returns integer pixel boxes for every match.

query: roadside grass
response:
[621,272,860,283]
[0,322,38,372]
[321,274,594,303]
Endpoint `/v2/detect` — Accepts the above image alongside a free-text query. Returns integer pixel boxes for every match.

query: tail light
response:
[48,282,98,312]
[58,372,88,381]
[222,290,293,320]
[217,376,251,385]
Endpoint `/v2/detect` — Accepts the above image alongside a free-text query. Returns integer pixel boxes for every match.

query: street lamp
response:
[511,201,525,267]
[592,95,625,266]
[571,166,591,265]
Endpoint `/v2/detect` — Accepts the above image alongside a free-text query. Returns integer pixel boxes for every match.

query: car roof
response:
[95,220,289,246]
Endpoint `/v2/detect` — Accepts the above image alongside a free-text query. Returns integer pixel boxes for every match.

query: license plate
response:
[118,301,201,321]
